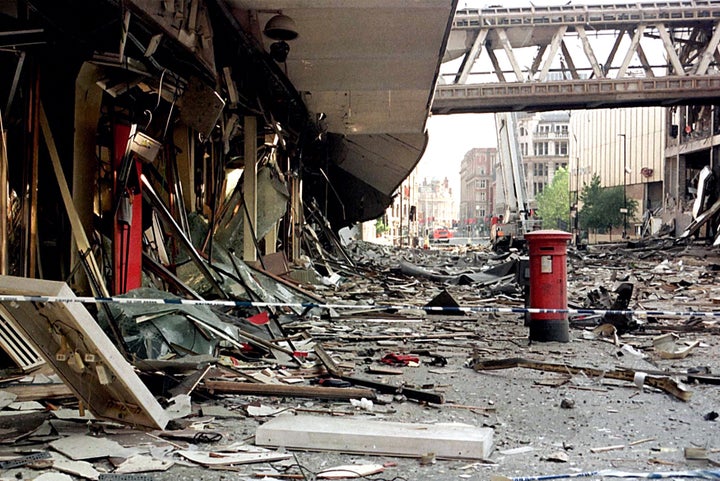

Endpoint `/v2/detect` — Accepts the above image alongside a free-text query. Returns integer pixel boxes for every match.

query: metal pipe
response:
[619,133,628,238]
[140,173,228,299]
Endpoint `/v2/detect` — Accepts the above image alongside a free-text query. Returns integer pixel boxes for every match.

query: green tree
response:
[578,174,604,230]
[536,167,570,229]
[579,174,638,233]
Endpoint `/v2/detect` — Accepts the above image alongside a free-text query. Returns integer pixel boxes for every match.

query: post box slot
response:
[539,246,555,251]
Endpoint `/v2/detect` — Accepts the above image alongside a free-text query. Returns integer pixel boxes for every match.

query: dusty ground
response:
[141,316,720,481]
[153,241,720,480]
[5,241,720,481]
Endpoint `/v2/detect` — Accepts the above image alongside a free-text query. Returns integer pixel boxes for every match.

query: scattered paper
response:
[317,464,385,479]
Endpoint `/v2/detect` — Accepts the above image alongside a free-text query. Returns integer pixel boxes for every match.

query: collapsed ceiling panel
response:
[334,133,428,195]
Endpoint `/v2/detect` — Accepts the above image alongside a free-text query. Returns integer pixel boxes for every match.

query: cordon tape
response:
[0,294,716,319]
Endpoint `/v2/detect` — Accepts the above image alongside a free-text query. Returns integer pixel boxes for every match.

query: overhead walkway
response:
[433,1,720,113]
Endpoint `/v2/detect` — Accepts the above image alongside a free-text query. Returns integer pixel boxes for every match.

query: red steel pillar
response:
[525,230,572,342]
[113,124,143,294]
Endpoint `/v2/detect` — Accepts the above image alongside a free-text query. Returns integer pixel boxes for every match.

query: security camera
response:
[270,41,290,63]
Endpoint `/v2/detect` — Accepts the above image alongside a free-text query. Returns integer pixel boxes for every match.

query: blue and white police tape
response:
[0,293,717,319]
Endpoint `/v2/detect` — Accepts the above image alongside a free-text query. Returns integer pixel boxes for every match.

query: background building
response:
[569,107,666,236]
[385,172,418,246]
[664,103,720,235]
[418,177,456,237]
[459,147,496,237]
[518,111,570,198]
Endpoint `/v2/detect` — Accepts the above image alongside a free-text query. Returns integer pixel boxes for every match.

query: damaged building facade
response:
[0,0,456,289]
[0,0,459,434]
[4,2,720,480]
[665,104,720,238]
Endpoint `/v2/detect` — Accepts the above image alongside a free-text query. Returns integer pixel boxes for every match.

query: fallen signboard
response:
[0,275,169,429]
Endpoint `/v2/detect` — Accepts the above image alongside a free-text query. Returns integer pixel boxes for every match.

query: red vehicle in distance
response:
[432,227,453,242]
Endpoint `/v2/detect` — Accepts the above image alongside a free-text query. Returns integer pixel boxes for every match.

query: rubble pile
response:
[1,235,720,480]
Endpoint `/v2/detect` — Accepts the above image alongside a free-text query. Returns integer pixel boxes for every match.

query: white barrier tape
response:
[0,294,717,319]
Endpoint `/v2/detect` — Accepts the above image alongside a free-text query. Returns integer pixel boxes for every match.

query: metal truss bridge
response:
[432,1,720,114]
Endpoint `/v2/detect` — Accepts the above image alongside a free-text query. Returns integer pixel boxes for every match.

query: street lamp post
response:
[475,205,480,238]
[618,133,628,239]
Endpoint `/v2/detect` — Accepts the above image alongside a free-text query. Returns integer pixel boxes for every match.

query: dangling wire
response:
[155,68,167,111]
[162,71,180,141]
[142,68,167,131]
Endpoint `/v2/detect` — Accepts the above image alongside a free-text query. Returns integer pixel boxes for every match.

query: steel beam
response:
[433,76,720,115]
[439,2,720,112]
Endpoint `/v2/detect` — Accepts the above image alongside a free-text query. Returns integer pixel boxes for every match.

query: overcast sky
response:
[416,113,496,202]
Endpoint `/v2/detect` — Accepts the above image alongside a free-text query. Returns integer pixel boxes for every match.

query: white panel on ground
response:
[255,414,493,460]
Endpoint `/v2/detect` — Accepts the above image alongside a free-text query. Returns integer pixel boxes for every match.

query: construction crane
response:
[491,112,538,250]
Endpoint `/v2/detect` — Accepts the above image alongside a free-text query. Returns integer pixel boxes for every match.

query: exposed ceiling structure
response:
[227,1,457,221]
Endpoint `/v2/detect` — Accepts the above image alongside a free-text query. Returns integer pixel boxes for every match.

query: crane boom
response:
[495,112,530,229]
[493,112,535,248]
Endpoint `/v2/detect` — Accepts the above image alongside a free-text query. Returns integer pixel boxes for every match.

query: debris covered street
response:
[2,238,720,481]
[2,1,720,480]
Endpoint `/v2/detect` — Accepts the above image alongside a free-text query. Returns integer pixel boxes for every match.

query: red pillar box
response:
[524,230,572,342]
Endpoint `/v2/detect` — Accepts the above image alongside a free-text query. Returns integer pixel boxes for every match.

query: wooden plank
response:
[0,275,169,429]
[39,103,109,298]
[1,383,73,402]
[471,357,691,402]
[255,415,493,460]
[202,380,376,401]
[168,365,212,397]
[682,197,720,239]
[314,343,344,378]
[249,262,328,305]
[27,70,39,277]
[339,376,445,404]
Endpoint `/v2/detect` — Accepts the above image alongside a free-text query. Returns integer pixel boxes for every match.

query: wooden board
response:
[0,275,169,429]
[255,415,493,460]
[202,380,376,401]
[1,383,73,401]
